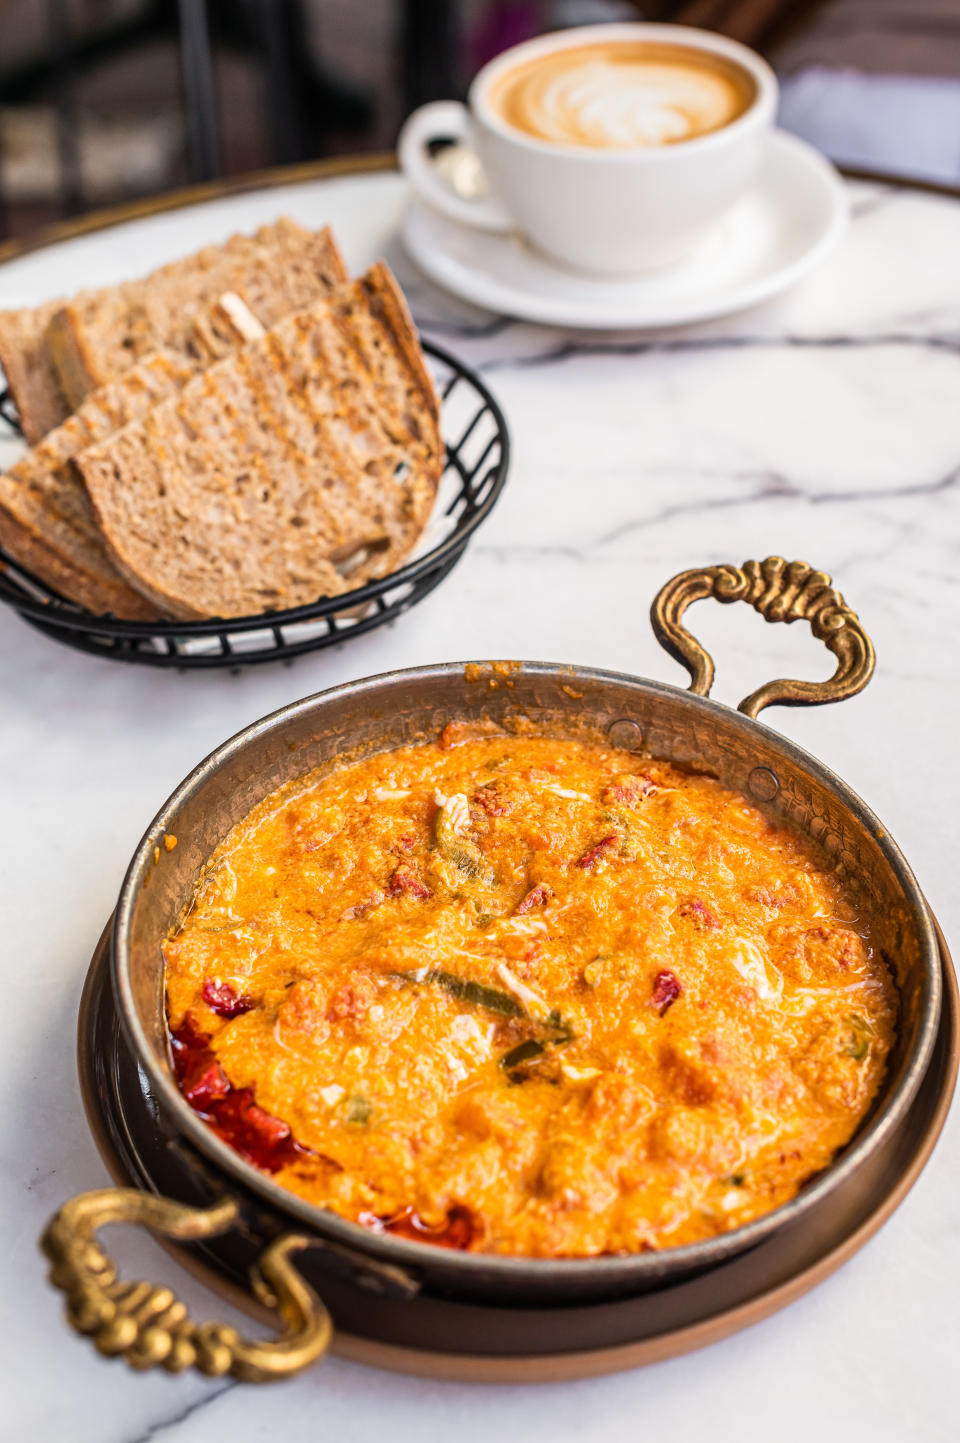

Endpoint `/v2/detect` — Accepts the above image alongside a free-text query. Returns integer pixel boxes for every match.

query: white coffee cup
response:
[398,23,778,275]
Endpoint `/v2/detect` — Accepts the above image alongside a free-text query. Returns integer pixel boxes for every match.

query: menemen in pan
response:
[163,728,895,1257]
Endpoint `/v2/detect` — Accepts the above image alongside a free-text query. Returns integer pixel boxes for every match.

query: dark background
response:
[1,0,958,241]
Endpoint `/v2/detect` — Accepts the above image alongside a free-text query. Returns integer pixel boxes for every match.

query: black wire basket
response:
[0,341,509,669]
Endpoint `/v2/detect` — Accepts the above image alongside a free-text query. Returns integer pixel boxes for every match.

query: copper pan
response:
[41,558,945,1382]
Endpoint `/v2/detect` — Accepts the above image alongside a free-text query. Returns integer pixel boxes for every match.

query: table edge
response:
[0,155,957,270]
[0,152,397,267]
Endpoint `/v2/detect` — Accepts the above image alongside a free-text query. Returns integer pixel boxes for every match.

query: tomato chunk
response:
[170,1015,310,1173]
[577,833,619,869]
[201,978,256,1018]
[389,864,430,899]
[515,883,549,914]
[359,1204,477,1250]
[652,969,682,1015]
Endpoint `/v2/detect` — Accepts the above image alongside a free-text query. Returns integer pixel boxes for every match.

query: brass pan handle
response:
[650,557,875,720]
[41,1188,331,1381]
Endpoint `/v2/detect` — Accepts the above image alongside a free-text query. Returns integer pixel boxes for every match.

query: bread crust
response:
[46,306,103,414]
[0,349,199,617]
[0,304,70,443]
[361,261,441,424]
[0,502,159,618]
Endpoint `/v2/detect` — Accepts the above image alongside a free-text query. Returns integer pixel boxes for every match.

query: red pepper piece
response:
[359,1204,477,1251]
[602,775,655,806]
[201,977,256,1018]
[438,721,477,750]
[577,833,619,869]
[326,982,372,1023]
[170,1014,311,1174]
[652,969,682,1015]
[214,1089,293,1169]
[389,864,430,899]
[515,883,549,914]
[242,1100,292,1150]
[679,898,719,931]
[182,1058,229,1108]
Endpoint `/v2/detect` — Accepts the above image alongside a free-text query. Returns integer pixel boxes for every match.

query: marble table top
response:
[1,164,957,1443]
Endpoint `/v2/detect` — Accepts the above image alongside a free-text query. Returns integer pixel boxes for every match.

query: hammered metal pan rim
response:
[112,659,941,1288]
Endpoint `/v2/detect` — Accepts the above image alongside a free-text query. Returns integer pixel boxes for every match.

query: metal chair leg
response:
[177,0,222,182]
[49,0,85,216]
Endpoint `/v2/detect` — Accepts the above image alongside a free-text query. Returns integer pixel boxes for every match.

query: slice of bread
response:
[74,263,443,621]
[0,291,273,616]
[0,302,69,444]
[47,219,348,409]
[0,286,326,618]
[0,219,347,443]
[0,350,199,617]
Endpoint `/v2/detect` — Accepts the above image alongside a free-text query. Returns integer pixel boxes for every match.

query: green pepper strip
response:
[391,967,523,1018]
[433,802,485,878]
[500,1039,546,1071]
[843,1013,872,1061]
[392,969,575,1053]
[345,1093,372,1124]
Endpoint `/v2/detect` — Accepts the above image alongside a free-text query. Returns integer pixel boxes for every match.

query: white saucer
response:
[402,131,847,330]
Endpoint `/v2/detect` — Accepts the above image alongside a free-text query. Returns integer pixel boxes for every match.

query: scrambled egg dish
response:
[164,729,895,1256]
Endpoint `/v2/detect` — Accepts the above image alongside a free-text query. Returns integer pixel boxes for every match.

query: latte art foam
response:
[489,42,754,149]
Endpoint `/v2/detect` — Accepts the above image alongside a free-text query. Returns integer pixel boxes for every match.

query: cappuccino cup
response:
[399,24,778,275]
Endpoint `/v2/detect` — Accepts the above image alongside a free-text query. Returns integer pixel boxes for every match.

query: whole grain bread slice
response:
[0,218,347,443]
[74,263,443,620]
[0,349,201,616]
[0,301,68,444]
[47,218,347,409]
[0,288,274,615]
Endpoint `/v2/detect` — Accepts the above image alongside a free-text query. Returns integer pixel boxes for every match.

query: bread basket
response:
[0,340,509,667]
